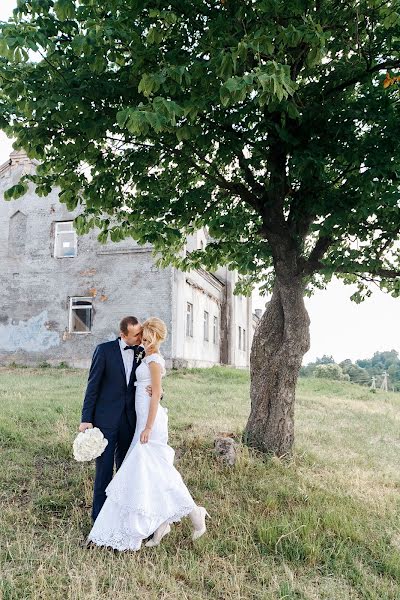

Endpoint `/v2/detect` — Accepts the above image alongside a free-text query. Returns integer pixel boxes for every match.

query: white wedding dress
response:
[87,353,196,551]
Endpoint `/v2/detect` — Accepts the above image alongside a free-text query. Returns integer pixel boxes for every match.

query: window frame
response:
[213,315,218,345]
[69,297,93,334]
[54,221,77,259]
[186,302,194,337]
[203,310,209,342]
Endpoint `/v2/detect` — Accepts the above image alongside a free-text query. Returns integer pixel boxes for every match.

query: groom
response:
[79,316,145,521]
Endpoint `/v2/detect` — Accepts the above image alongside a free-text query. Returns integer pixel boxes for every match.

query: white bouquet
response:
[73,427,108,462]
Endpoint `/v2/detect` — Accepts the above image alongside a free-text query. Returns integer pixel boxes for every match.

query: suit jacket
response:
[81,339,143,430]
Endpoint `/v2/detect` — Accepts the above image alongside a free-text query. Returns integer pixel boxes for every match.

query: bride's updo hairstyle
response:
[141,317,167,353]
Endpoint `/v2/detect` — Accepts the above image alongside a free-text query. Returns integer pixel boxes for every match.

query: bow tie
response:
[123,345,139,351]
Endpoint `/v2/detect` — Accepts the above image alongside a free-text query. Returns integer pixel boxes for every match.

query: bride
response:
[86,317,210,551]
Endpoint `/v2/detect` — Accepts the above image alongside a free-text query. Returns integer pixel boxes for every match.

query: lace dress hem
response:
[87,501,196,551]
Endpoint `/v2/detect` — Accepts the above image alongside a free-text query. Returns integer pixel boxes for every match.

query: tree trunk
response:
[244,277,310,456]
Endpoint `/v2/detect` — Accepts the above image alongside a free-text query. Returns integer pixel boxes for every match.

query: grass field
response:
[0,366,399,600]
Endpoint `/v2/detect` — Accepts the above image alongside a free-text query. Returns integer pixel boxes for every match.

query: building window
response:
[203,311,209,341]
[54,221,77,258]
[243,329,246,352]
[186,302,193,337]
[238,326,242,350]
[213,316,218,345]
[69,297,92,333]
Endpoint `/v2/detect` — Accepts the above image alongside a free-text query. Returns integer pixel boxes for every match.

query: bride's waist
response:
[134,380,151,387]
[135,401,168,415]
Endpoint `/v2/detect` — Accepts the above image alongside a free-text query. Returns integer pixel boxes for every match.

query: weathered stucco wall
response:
[172,267,224,367]
[0,156,173,367]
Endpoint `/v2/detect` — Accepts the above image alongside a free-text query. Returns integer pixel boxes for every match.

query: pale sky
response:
[1,0,399,365]
[0,1,15,24]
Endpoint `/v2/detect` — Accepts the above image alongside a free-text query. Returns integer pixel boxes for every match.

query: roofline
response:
[0,150,38,178]
[195,267,225,288]
[0,157,12,177]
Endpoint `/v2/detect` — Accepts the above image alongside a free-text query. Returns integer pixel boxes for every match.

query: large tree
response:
[1,0,400,455]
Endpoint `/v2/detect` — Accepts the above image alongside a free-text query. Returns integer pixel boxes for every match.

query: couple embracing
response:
[79,315,209,551]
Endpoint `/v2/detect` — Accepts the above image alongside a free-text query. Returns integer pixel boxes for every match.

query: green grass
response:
[0,366,399,600]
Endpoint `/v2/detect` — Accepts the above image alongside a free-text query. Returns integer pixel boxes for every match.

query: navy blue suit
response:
[81,338,142,521]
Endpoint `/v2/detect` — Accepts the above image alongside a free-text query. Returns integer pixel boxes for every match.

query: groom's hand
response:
[79,422,93,432]
[146,385,164,399]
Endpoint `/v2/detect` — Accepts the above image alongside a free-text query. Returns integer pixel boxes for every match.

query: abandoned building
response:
[0,150,257,368]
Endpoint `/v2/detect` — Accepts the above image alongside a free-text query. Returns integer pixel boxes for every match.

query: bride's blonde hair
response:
[141,317,167,353]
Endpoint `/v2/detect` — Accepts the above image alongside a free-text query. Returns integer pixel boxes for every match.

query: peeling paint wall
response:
[0,153,173,367]
[0,311,60,351]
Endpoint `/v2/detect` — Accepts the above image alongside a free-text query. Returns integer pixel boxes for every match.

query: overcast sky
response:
[1,1,399,365]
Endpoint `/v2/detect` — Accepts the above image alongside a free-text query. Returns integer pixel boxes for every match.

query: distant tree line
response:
[300,351,400,391]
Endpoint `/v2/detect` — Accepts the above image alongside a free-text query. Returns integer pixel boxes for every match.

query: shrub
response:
[314,364,346,381]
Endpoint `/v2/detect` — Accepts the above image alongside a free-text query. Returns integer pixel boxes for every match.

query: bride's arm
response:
[140,362,162,444]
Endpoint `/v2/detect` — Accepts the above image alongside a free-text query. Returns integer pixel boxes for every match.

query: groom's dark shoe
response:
[81,537,96,549]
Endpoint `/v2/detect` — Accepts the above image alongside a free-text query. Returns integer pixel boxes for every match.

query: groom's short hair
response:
[120,316,139,334]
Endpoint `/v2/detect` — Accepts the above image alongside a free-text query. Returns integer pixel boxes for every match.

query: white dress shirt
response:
[119,338,135,385]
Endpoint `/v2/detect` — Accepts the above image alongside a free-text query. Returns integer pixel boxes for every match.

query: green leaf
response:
[176,125,192,141]
[146,26,164,45]
[53,0,75,20]
[116,109,130,129]
[220,77,249,106]
[383,12,400,28]
[126,111,148,135]
[59,189,78,210]
[3,182,28,200]
[71,35,87,56]
[237,41,248,62]
[152,96,183,125]
[144,110,166,132]
[138,72,165,97]
[217,53,233,80]
[286,102,300,119]
[306,46,322,68]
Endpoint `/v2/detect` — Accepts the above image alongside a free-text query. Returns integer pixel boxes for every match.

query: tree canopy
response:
[0,0,400,300]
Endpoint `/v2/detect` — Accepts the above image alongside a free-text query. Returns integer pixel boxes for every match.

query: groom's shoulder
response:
[94,339,118,354]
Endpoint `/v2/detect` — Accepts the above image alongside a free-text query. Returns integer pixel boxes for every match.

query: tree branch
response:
[312,261,400,279]
[201,116,262,153]
[238,153,265,198]
[182,141,260,209]
[375,237,397,261]
[323,59,400,98]
[303,235,334,274]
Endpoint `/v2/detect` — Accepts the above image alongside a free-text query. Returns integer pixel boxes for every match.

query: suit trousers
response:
[92,408,136,521]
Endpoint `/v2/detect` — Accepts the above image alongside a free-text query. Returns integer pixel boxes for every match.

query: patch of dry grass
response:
[0,367,399,599]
